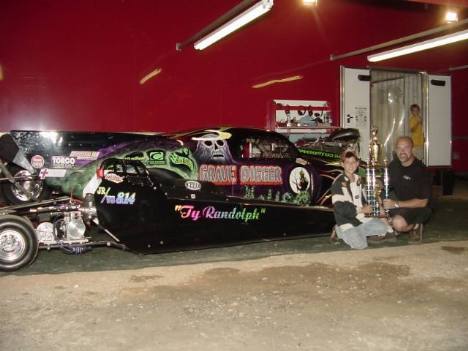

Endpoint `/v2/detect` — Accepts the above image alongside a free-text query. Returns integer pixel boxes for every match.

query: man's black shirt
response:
[388,158,432,204]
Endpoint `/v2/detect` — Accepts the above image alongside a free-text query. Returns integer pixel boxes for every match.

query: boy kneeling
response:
[331,150,391,249]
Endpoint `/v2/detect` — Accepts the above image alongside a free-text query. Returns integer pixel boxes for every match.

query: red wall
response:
[0,0,467,167]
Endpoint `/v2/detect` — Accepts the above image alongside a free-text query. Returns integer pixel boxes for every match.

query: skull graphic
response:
[194,133,232,163]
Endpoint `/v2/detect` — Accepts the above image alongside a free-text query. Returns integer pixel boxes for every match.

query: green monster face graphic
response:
[167,148,197,179]
[124,147,197,179]
[169,148,196,175]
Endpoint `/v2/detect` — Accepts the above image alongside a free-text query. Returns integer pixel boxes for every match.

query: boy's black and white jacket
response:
[331,173,371,231]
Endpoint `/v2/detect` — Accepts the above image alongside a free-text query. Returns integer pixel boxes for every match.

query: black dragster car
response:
[0,127,340,271]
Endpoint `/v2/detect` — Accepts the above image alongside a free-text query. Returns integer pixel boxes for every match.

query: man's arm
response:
[384,198,428,209]
[383,168,431,209]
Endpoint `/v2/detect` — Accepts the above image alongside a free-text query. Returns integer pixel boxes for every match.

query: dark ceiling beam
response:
[407,0,468,7]
[330,18,468,61]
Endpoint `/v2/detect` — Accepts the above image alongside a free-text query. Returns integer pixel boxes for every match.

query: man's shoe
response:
[408,224,423,244]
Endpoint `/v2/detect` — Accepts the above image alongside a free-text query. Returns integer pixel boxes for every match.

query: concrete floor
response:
[1,178,468,351]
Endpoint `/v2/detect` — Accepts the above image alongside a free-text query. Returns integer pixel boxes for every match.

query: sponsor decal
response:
[31,155,45,169]
[39,169,47,180]
[185,180,201,191]
[295,157,308,166]
[51,156,76,168]
[199,164,237,185]
[39,168,67,178]
[147,150,166,166]
[289,167,312,194]
[239,165,282,185]
[104,173,124,184]
[174,205,266,222]
[298,148,339,159]
[124,152,145,161]
[70,151,100,160]
[97,186,135,205]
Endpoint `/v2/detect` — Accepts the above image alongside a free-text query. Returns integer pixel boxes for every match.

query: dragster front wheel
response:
[0,215,39,271]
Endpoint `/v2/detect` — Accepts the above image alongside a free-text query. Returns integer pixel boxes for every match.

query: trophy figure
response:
[369,127,382,166]
[365,127,386,217]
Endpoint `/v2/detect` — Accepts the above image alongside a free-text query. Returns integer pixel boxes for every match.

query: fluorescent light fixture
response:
[252,75,303,89]
[194,0,273,50]
[139,68,162,85]
[368,29,468,62]
[303,0,318,5]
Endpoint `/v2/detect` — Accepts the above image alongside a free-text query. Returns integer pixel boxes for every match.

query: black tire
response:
[0,165,51,205]
[0,215,39,271]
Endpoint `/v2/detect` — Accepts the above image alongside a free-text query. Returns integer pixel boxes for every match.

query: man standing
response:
[383,136,432,242]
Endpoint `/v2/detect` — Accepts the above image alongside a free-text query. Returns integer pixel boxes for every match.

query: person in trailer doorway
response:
[330,150,390,249]
[409,104,424,160]
[383,136,432,243]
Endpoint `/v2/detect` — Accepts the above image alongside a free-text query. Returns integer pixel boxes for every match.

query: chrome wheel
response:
[0,228,27,263]
[0,216,38,271]
[11,170,43,202]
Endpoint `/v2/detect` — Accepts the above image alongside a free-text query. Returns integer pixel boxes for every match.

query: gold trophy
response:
[365,127,388,217]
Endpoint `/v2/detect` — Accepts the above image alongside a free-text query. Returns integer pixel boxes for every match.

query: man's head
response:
[395,136,415,166]
[340,150,359,175]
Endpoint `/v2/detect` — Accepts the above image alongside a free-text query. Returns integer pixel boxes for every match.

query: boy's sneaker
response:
[382,232,398,243]
[368,232,397,244]
[329,226,338,243]
[367,235,385,243]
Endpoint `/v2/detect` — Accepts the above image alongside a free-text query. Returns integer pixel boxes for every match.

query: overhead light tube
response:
[445,10,458,23]
[368,29,468,62]
[194,0,273,50]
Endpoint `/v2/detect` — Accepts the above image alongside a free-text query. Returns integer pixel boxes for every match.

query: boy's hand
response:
[360,205,372,215]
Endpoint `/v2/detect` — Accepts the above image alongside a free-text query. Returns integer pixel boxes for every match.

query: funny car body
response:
[0,127,342,271]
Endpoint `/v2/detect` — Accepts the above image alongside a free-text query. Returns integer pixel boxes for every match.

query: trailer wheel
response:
[1,165,50,204]
[0,215,39,271]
